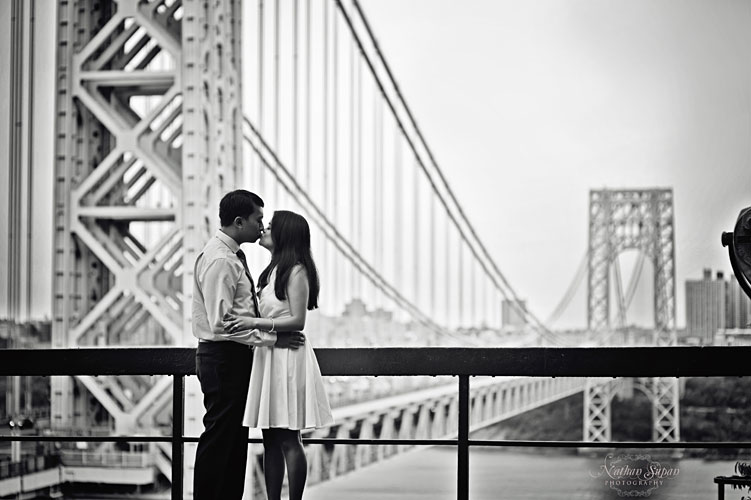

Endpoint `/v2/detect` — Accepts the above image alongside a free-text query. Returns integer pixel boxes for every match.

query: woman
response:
[224,210,333,500]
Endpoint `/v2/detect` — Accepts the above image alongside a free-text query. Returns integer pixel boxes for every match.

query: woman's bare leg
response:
[278,429,307,500]
[262,429,286,500]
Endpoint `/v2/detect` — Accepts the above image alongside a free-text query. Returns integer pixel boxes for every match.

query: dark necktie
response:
[236,249,260,317]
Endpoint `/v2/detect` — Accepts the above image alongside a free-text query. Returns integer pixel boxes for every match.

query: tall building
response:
[685,268,751,344]
[685,269,726,344]
[727,273,751,329]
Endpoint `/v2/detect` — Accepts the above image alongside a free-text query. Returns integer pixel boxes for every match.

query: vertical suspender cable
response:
[413,156,420,310]
[371,87,379,308]
[348,27,356,298]
[322,0,330,311]
[293,0,298,176]
[273,0,280,148]
[332,8,340,312]
[25,0,34,323]
[471,258,476,327]
[258,0,265,192]
[305,0,311,189]
[483,276,489,329]
[445,216,451,329]
[377,97,384,309]
[394,126,402,308]
[482,274,493,328]
[356,56,363,298]
[494,281,499,329]
[495,279,499,328]
[378,98,384,310]
[273,0,280,202]
[8,0,20,321]
[430,195,436,317]
[458,242,464,328]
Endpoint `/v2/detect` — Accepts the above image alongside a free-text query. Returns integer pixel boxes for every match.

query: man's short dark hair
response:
[219,190,264,227]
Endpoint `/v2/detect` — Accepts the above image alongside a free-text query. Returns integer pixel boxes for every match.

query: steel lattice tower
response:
[584,188,679,442]
[52,0,242,492]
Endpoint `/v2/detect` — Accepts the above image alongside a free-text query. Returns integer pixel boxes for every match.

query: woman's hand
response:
[222,314,257,334]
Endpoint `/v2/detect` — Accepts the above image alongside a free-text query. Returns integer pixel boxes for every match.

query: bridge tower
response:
[585,188,679,442]
[52,0,241,492]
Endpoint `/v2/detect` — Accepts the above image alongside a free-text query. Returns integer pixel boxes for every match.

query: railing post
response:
[458,375,469,500]
[172,375,185,500]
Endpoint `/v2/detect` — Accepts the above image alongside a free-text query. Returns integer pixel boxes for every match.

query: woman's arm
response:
[223,266,309,333]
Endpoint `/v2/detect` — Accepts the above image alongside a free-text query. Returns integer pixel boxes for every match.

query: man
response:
[192,190,305,500]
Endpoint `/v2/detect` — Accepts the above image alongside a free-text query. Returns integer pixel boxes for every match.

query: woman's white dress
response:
[243,268,334,430]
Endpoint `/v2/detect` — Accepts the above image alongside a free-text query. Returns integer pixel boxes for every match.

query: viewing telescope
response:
[722,206,751,300]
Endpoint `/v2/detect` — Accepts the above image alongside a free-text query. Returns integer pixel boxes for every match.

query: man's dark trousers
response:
[194,341,252,500]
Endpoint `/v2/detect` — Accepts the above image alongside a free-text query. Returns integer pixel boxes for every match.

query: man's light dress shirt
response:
[192,230,277,346]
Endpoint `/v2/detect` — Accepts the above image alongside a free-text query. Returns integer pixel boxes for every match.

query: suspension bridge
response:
[2,0,680,498]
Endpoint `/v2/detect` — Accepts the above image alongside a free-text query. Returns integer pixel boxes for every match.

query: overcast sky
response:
[359,0,751,328]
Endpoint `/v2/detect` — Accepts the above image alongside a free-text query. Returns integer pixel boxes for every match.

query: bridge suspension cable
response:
[244,0,569,343]
[339,0,565,343]
[545,251,588,326]
[243,116,479,346]
[613,253,627,328]
[543,248,649,335]
[624,251,646,311]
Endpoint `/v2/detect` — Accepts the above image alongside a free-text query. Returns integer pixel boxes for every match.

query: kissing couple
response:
[191,189,334,500]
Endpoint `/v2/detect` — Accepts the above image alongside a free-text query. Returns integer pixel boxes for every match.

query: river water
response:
[59,447,741,499]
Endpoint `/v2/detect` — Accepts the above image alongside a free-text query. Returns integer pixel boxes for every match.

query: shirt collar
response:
[215,229,241,254]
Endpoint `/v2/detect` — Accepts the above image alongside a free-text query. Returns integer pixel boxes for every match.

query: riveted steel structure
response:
[52,0,242,492]
[585,188,679,442]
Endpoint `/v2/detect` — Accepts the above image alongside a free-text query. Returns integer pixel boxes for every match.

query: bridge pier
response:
[585,189,679,445]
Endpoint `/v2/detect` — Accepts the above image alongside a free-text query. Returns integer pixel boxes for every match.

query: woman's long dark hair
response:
[258,210,320,310]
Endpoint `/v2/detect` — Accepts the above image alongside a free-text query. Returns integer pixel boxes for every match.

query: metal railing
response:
[2,346,751,500]
[59,450,153,468]
[0,455,59,481]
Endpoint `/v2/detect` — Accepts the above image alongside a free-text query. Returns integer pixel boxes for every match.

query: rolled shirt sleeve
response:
[227,328,277,346]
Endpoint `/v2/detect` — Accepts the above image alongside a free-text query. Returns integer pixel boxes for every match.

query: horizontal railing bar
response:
[304,439,751,448]
[468,440,751,449]
[3,434,751,449]
[0,436,452,446]
[3,346,751,376]
[0,436,189,443]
